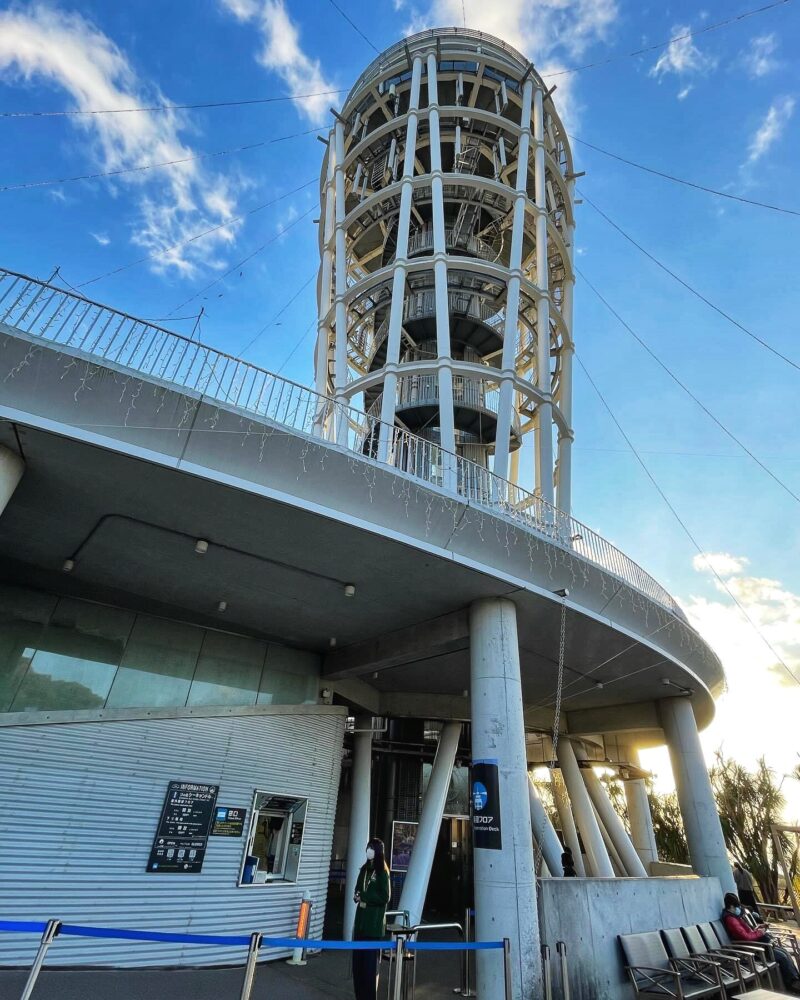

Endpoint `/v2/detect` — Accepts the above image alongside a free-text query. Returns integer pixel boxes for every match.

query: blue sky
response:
[1,0,799,797]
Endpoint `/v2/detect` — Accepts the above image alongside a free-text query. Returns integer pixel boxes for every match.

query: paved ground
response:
[0,946,469,999]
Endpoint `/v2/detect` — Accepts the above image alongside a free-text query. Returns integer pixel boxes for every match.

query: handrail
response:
[0,266,686,619]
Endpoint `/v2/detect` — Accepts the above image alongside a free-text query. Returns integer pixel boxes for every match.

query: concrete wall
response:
[0,705,346,967]
[538,876,723,1000]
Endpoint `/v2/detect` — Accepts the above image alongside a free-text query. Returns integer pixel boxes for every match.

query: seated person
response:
[722,892,800,994]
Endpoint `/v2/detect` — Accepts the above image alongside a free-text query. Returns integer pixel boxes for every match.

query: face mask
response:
[733,907,742,916]
[366,847,375,861]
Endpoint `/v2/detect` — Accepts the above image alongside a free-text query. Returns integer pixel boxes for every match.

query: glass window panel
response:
[187,631,265,707]
[9,598,133,712]
[106,615,202,709]
[257,646,319,706]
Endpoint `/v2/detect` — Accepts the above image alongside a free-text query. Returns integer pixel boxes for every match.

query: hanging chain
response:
[534,593,568,876]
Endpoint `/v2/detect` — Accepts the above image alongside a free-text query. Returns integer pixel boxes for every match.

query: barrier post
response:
[20,919,61,1000]
[541,944,552,1000]
[557,940,570,1000]
[392,935,406,1000]
[455,907,476,996]
[238,931,262,1000]
[286,891,313,966]
[503,938,512,1000]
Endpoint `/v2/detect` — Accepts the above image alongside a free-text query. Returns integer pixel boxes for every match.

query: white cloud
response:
[692,552,749,577]
[91,231,111,246]
[219,0,337,125]
[677,84,693,101]
[401,0,618,129]
[0,4,243,277]
[642,554,800,821]
[745,95,795,165]
[649,24,716,85]
[742,33,779,78]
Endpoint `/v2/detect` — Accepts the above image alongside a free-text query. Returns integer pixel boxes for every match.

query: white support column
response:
[551,767,585,876]
[533,88,554,505]
[398,721,461,926]
[621,746,659,871]
[555,176,576,512]
[333,119,349,447]
[0,446,23,516]
[660,697,735,893]
[315,132,337,436]
[577,750,648,878]
[344,716,373,940]
[557,740,614,877]
[528,773,564,876]
[378,55,424,463]
[591,801,627,876]
[494,78,534,483]
[427,51,457,488]
[470,598,540,999]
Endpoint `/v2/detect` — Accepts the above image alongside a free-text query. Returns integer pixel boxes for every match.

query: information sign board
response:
[147,781,219,873]
[210,806,247,837]
[471,760,502,850]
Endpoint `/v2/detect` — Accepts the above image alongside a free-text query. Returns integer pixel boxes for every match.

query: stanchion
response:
[557,940,570,1000]
[503,937,513,1000]
[392,935,406,1000]
[20,919,61,1000]
[542,943,552,1000]
[454,907,476,996]
[238,932,262,1000]
[286,892,312,966]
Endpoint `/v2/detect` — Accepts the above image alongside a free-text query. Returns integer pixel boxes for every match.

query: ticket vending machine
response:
[240,792,308,885]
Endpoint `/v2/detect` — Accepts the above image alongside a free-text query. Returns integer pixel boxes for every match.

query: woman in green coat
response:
[352,836,391,1000]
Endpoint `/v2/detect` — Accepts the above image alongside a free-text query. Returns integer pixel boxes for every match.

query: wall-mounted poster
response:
[471,759,501,850]
[390,820,418,872]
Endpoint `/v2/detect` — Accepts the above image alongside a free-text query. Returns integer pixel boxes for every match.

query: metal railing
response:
[407,227,498,263]
[0,266,684,617]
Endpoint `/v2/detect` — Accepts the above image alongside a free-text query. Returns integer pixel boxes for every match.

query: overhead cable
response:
[276,318,318,375]
[0,127,322,193]
[76,177,316,288]
[169,207,317,314]
[0,89,349,119]
[576,266,800,507]
[579,191,800,374]
[574,351,800,689]
[326,0,380,53]
[237,272,317,358]
[543,0,792,78]
[570,135,800,217]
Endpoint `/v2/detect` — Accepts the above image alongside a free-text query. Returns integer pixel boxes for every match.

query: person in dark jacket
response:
[732,861,761,916]
[561,846,578,877]
[722,892,800,993]
[352,837,391,1000]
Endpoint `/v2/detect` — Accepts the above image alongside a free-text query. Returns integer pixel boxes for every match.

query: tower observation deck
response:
[315,29,574,508]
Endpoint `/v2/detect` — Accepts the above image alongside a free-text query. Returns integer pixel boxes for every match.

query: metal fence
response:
[0,267,683,616]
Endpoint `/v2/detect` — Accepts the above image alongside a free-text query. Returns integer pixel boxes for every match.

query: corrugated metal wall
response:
[0,707,346,967]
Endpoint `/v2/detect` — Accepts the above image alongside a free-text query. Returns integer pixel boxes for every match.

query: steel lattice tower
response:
[315,28,576,509]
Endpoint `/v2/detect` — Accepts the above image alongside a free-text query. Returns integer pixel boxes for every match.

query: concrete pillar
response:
[621,746,659,871]
[398,721,461,926]
[557,740,614,877]
[0,446,24,515]
[344,716,373,940]
[660,697,735,893]
[592,801,627,876]
[528,773,564,876]
[551,768,585,876]
[470,598,540,999]
[577,752,648,878]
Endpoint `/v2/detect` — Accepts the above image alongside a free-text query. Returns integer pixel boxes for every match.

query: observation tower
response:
[315,28,574,507]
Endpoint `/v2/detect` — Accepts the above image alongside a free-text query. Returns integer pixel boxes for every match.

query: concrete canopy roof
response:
[0,328,724,742]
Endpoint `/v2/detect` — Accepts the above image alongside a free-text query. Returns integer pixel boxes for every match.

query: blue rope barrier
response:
[406,941,504,952]
[0,919,504,954]
[0,921,47,934]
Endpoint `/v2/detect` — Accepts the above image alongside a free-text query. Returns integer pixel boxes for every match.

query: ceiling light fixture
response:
[61,558,74,573]
[217,600,227,612]
[195,539,209,555]
[344,583,356,597]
